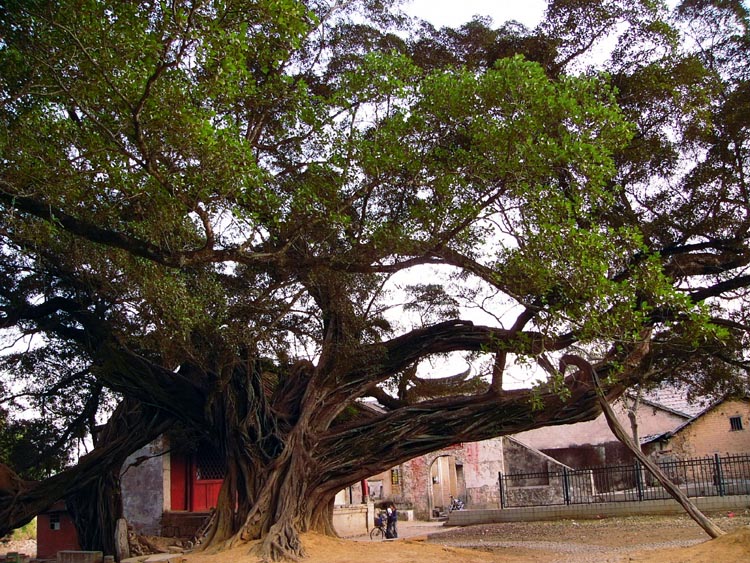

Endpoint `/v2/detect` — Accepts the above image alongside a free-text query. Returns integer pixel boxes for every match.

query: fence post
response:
[498,472,506,508]
[714,453,725,497]
[562,467,571,505]
[635,460,644,501]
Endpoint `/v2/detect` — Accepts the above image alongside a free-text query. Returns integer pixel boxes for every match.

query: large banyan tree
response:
[1,0,749,560]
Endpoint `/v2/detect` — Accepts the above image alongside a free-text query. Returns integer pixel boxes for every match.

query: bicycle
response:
[369,511,387,540]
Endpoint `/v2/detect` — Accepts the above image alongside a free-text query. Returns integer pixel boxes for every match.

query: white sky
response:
[403,0,547,29]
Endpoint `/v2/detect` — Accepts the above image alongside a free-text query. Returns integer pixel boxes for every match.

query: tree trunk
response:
[561,355,725,539]
[625,391,641,449]
[198,365,338,563]
[0,402,170,541]
[66,400,172,556]
[201,431,337,563]
[66,464,123,556]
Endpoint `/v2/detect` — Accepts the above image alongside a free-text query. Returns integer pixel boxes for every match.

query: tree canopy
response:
[1,0,749,560]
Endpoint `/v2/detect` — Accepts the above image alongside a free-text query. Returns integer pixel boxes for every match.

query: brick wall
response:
[669,399,750,458]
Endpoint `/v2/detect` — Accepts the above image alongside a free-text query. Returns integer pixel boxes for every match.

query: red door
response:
[190,444,225,511]
[170,445,225,511]
[170,452,189,510]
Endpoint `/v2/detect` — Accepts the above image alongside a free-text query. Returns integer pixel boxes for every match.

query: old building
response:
[512,388,703,468]
[112,388,749,539]
[644,398,750,459]
[339,438,576,520]
[36,501,80,559]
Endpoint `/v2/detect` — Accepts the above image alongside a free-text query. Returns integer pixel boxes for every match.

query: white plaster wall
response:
[465,439,504,488]
[332,504,370,537]
[461,439,504,508]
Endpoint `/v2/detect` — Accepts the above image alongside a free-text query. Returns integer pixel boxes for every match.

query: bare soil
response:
[4,512,750,562]
[183,512,750,563]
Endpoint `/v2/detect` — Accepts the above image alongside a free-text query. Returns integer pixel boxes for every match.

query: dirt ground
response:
[183,512,750,563]
[3,512,750,563]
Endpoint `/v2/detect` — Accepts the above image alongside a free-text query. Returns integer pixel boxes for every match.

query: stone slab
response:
[57,551,103,563]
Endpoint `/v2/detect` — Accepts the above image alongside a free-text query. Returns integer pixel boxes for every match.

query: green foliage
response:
[0,5,749,543]
[0,407,72,480]
[10,518,36,541]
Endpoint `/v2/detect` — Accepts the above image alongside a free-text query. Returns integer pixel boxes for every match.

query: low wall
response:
[333,504,372,537]
[160,512,211,538]
[161,506,376,539]
[446,494,750,526]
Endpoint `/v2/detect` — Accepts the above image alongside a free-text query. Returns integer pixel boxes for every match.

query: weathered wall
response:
[332,504,371,537]
[397,441,506,518]
[401,445,467,519]
[463,440,504,508]
[555,441,642,468]
[400,452,431,519]
[502,477,565,507]
[540,442,638,489]
[500,437,595,507]
[667,400,750,458]
[120,437,167,535]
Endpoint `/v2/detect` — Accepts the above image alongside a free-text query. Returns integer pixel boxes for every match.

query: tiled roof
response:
[640,384,710,418]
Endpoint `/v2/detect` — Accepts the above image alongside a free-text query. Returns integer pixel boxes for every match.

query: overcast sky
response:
[403,0,547,29]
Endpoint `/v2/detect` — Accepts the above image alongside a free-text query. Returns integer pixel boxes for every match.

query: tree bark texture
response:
[0,319,644,562]
[191,348,634,561]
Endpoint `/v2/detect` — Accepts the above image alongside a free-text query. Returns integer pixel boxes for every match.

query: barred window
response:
[730,416,743,431]
[195,443,226,480]
[49,513,61,531]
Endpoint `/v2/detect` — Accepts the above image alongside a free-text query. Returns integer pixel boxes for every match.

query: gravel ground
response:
[422,512,750,562]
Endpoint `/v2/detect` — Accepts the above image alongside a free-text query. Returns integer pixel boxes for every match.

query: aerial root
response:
[253,524,306,563]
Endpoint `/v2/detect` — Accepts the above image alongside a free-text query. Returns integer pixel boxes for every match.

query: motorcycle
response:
[449,495,465,512]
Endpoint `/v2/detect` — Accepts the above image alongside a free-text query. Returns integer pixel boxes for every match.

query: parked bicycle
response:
[369,511,388,540]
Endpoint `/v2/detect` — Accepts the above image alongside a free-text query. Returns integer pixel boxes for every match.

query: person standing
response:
[385,502,398,539]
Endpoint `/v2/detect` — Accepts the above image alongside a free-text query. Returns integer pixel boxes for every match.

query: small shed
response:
[36,501,80,559]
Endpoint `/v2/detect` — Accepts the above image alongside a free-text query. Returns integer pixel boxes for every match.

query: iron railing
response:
[498,453,750,508]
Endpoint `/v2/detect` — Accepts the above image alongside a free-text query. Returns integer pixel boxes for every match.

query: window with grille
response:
[195,443,226,480]
[730,416,743,431]
[49,513,61,531]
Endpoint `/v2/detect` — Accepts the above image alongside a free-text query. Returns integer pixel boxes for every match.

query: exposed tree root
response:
[252,522,306,563]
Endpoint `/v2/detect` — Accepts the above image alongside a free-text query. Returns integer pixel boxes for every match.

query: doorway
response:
[428,455,465,518]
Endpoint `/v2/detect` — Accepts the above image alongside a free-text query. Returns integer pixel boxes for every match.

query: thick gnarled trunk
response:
[66,465,123,555]
[202,431,335,562]
[0,402,170,540]
[199,366,337,562]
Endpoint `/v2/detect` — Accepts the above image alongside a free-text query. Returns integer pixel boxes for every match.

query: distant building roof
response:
[636,396,693,420]
[640,384,710,418]
[642,396,750,445]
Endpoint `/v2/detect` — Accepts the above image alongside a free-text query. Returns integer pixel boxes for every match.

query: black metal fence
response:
[498,453,750,508]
